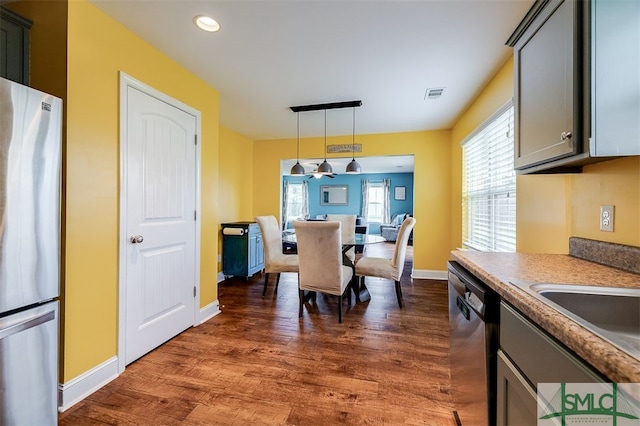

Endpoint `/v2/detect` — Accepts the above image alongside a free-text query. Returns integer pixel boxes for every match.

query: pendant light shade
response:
[346,158,361,174]
[345,106,361,174]
[291,162,305,175]
[317,110,333,175]
[290,112,305,175]
[317,160,333,174]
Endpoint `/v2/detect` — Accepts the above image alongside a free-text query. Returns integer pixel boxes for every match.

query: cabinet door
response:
[255,234,264,268]
[514,0,580,169]
[591,0,640,156]
[248,230,265,275]
[248,233,258,271]
[0,7,32,85]
[223,235,249,277]
[501,302,605,385]
[496,350,538,426]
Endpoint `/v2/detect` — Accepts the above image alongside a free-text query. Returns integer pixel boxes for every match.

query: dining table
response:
[282,231,386,303]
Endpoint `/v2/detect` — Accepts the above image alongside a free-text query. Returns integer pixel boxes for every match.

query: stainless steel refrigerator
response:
[0,77,61,425]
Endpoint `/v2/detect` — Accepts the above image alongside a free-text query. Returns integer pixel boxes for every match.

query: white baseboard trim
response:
[411,269,448,281]
[58,356,119,412]
[198,299,221,324]
[217,271,225,283]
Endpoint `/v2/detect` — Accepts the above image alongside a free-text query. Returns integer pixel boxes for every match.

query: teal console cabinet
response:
[222,222,264,279]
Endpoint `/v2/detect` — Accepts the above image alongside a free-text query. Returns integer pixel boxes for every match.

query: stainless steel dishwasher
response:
[448,261,499,426]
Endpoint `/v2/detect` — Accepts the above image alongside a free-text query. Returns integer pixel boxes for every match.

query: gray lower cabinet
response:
[222,222,265,278]
[497,302,606,425]
[497,350,538,426]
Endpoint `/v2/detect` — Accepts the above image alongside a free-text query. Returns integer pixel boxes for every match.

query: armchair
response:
[380,213,412,242]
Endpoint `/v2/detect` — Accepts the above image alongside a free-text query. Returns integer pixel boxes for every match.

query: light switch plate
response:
[600,205,614,232]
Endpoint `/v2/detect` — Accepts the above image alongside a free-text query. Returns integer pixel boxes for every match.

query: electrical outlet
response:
[600,205,614,232]
[217,254,222,262]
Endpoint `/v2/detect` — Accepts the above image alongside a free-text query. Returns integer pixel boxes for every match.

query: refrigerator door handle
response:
[0,309,55,340]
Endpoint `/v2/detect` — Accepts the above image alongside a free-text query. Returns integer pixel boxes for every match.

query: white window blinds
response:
[462,102,516,252]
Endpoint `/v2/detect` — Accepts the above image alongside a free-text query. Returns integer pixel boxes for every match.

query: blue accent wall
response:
[283,172,414,234]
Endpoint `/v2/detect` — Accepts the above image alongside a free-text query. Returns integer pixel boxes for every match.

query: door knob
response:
[130,235,144,244]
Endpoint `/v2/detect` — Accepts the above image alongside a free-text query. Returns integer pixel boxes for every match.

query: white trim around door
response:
[117,72,202,374]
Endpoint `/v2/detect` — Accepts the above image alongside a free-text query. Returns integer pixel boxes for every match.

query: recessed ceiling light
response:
[194,15,220,32]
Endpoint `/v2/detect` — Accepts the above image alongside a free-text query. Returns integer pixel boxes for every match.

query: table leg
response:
[357,277,371,303]
[352,276,371,303]
[303,290,316,302]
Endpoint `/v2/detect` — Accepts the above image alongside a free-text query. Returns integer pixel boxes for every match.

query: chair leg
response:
[298,289,304,318]
[337,295,343,323]
[347,281,352,306]
[274,273,281,293]
[262,273,270,297]
[395,280,403,308]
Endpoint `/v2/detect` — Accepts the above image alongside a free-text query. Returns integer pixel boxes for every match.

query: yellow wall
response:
[253,130,453,272]
[516,174,572,253]
[61,0,220,381]
[570,157,640,246]
[517,158,640,252]
[218,126,254,223]
[218,126,254,270]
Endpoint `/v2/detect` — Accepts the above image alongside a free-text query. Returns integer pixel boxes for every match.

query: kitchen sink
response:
[511,282,640,360]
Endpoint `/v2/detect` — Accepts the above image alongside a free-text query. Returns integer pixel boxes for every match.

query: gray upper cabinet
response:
[508,0,639,174]
[508,0,589,173]
[0,6,32,85]
[591,0,640,156]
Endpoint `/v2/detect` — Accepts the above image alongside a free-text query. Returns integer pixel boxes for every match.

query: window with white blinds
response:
[365,183,384,223]
[462,102,516,252]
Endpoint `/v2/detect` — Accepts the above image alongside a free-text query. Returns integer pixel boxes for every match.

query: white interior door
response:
[122,83,197,365]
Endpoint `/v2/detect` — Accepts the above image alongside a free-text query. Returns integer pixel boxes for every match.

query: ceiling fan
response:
[306,163,336,179]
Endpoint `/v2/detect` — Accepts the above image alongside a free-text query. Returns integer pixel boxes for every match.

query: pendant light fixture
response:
[289,100,362,178]
[316,109,333,175]
[290,112,305,175]
[345,106,362,174]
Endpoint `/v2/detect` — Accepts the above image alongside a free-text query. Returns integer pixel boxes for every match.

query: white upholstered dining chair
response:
[325,214,357,263]
[292,220,353,323]
[355,217,416,308]
[255,215,299,297]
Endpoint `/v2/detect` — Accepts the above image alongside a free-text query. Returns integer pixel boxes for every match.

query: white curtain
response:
[282,180,309,230]
[361,179,370,219]
[282,180,290,230]
[382,178,391,224]
[301,180,309,220]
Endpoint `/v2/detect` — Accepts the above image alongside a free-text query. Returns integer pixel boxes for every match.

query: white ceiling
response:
[88,0,532,143]
[87,1,532,174]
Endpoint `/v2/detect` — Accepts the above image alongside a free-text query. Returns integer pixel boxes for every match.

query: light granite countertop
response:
[450,250,640,383]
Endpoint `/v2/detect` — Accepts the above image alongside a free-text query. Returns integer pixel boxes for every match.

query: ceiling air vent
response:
[424,87,445,100]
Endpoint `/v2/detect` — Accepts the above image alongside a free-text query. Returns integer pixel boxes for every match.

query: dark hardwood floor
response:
[59,243,456,425]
